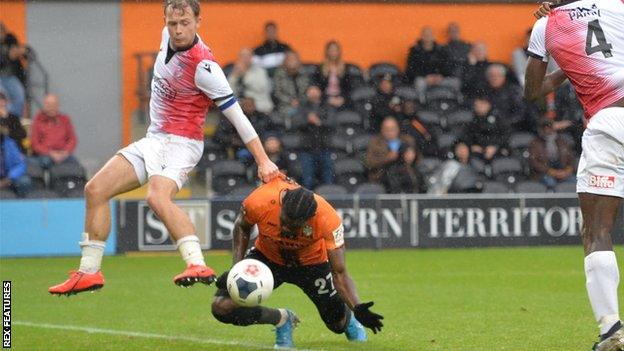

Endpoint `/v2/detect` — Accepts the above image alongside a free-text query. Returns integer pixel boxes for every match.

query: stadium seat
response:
[437,133,458,159]
[368,62,402,84]
[280,133,302,152]
[446,110,473,129]
[0,189,17,199]
[555,182,577,193]
[334,158,366,190]
[515,181,548,193]
[335,110,365,138]
[350,86,376,103]
[25,189,59,199]
[199,139,228,169]
[228,184,257,197]
[509,132,536,158]
[395,86,419,102]
[351,134,373,155]
[222,62,234,77]
[424,85,460,115]
[346,63,366,88]
[417,110,441,127]
[314,184,348,196]
[50,161,87,197]
[482,181,511,194]
[491,157,524,185]
[417,157,442,176]
[27,158,47,190]
[211,160,250,195]
[449,165,483,193]
[329,134,350,155]
[301,63,318,77]
[355,182,386,195]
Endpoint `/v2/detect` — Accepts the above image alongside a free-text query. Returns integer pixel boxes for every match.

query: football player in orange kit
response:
[211,176,383,348]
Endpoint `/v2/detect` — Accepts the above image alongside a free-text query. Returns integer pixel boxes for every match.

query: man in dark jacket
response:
[0,92,26,152]
[292,85,336,189]
[253,21,291,76]
[370,74,402,133]
[463,96,507,163]
[272,51,310,122]
[405,26,451,85]
[484,64,525,128]
[529,119,575,189]
[444,23,471,78]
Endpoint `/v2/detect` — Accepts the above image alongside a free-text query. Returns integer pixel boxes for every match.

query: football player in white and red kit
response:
[49,0,279,296]
[525,1,624,349]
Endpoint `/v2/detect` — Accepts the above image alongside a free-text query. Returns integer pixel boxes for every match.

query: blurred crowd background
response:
[0,16,584,199]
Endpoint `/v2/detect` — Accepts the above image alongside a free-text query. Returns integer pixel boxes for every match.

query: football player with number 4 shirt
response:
[49,0,279,296]
[211,175,383,349]
[525,1,624,349]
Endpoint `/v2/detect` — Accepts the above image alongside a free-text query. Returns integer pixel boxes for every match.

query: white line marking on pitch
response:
[14,321,325,351]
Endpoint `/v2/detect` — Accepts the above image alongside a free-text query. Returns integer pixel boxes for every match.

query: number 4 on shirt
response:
[585,19,613,58]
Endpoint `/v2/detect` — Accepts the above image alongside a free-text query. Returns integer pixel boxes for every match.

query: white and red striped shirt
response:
[528,0,624,120]
[148,28,236,140]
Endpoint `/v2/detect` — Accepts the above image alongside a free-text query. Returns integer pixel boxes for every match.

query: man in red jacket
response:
[30,94,78,168]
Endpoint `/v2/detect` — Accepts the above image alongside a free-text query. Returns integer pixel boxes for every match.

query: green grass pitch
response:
[0,246,617,350]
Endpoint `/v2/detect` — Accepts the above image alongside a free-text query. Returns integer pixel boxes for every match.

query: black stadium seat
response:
[333,158,366,190]
[335,110,364,138]
[515,181,548,194]
[50,161,87,197]
[482,181,511,194]
[491,157,524,186]
[355,182,386,195]
[509,132,536,158]
[368,62,402,84]
[211,160,250,195]
[315,184,348,196]
[555,182,577,193]
[437,133,458,159]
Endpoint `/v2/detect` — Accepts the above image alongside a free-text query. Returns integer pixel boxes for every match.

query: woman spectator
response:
[311,40,355,110]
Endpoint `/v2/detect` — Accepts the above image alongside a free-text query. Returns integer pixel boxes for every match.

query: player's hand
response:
[215,270,229,290]
[258,160,279,183]
[353,301,384,334]
[534,2,552,19]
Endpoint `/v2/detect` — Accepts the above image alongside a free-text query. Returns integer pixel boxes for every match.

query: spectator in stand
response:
[370,74,402,133]
[311,40,353,111]
[512,28,559,87]
[0,132,30,197]
[0,23,27,117]
[0,92,26,153]
[227,47,274,114]
[405,26,451,89]
[401,100,439,158]
[213,96,278,165]
[263,133,293,176]
[461,41,491,99]
[444,22,471,78]
[484,64,525,128]
[30,94,78,169]
[272,50,310,123]
[529,119,575,189]
[463,96,507,163]
[292,85,335,189]
[554,82,584,151]
[253,22,292,76]
[366,116,423,193]
[428,140,481,194]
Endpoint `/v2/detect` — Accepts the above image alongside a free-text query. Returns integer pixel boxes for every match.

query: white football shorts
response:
[119,133,203,190]
[577,107,624,198]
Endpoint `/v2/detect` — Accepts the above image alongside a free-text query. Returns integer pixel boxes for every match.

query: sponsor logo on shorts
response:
[589,175,615,188]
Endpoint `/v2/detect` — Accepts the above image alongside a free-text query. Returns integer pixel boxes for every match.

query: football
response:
[227,259,274,307]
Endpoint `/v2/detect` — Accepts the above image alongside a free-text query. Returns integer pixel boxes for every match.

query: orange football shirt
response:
[242,177,345,266]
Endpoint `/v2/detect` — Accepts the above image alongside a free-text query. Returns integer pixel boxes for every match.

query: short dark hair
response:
[282,187,317,221]
[265,21,277,30]
[0,92,6,101]
[164,0,200,17]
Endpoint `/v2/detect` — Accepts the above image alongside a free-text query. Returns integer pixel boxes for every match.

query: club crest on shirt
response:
[302,225,313,237]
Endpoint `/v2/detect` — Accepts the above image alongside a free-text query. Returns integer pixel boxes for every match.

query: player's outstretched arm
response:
[328,246,384,333]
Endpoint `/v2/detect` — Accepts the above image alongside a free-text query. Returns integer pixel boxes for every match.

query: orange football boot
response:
[48,270,104,296]
[173,264,217,287]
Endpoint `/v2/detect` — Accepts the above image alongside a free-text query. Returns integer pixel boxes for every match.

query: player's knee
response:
[84,179,108,204]
[211,300,235,324]
[146,191,169,215]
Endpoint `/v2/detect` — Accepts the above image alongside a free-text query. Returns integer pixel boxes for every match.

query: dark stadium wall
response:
[26,1,122,175]
[120,1,537,145]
